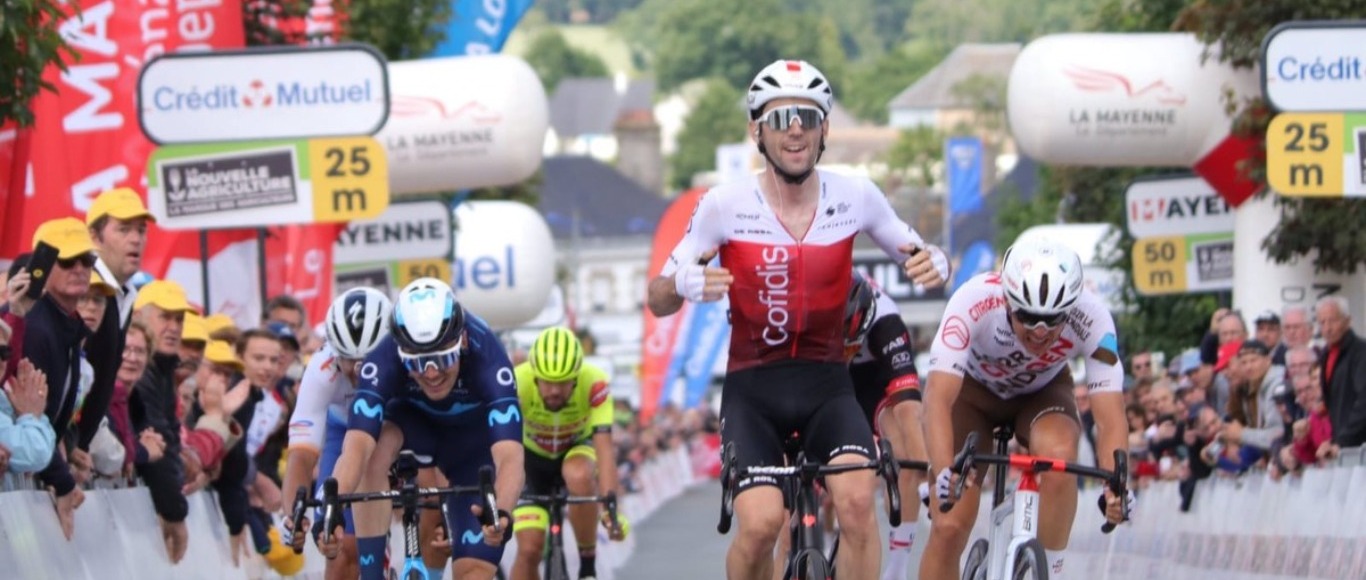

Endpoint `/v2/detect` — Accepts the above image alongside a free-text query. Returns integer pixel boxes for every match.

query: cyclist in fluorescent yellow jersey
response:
[512,327,627,580]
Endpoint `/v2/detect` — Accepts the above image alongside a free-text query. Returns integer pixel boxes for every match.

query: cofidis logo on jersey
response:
[138,44,390,144]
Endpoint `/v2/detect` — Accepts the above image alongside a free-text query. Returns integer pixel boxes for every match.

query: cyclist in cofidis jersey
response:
[919,239,1133,580]
[280,288,391,579]
[646,59,950,580]
[510,326,628,580]
[322,278,524,580]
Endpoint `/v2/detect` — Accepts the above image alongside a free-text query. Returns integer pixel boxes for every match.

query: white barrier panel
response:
[1023,462,1366,579]
[0,489,249,580]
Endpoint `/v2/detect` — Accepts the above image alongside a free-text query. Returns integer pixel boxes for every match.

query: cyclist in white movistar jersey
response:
[280,288,391,579]
[919,239,1132,580]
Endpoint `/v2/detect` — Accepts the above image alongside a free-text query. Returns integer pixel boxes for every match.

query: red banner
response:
[639,187,706,423]
[3,0,246,276]
[265,224,342,328]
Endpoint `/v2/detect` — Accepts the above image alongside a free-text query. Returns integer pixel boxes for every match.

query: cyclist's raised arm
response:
[648,189,725,317]
[1079,302,1126,473]
[858,178,950,286]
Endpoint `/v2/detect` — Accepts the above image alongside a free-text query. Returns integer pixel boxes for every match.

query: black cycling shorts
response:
[721,360,875,494]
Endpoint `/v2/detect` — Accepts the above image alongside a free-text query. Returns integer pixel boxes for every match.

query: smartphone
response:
[25,241,59,300]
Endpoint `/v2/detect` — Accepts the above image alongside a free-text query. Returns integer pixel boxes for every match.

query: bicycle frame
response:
[518,488,620,580]
[941,430,1129,580]
[718,438,902,580]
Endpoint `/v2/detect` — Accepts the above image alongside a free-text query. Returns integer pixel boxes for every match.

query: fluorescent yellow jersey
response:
[515,361,614,458]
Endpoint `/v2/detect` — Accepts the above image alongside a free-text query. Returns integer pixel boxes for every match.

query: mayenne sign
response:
[138,44,390,144]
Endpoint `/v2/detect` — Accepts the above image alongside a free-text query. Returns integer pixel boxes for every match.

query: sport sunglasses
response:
[399,334,464,374]
[757,105,825,131]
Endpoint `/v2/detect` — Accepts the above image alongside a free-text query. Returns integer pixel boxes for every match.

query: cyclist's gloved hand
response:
[675,262,709,302]
[603,512,630,541]
[1097,486,1136,524]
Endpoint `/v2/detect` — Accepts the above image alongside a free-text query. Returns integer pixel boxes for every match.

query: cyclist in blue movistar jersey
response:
[322,278,525,580]
[280,287,391,579]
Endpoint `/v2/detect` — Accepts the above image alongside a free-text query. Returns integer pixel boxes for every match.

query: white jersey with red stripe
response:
[661,170,925,372]
[927,272,1123,399]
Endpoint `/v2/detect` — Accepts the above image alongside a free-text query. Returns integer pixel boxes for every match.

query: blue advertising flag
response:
[431,0,536,57]
[945,136,984,216]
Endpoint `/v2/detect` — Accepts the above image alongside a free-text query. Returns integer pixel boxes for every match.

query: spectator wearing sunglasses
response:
[19,218,102,539]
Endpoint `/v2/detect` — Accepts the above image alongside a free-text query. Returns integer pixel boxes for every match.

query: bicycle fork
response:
[988,470,1040,579]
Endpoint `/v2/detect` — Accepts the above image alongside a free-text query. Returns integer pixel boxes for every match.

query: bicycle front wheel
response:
[962,538,988,580]
[1011,538,1049,580]
[545,545,570,580]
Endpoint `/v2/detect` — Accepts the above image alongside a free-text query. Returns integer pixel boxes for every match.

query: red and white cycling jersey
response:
[662,170,925,371]
[927,272,1123,399]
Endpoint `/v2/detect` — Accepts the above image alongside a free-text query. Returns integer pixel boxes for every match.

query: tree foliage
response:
[0,0,76,126]
[346,0,451,60]
[1168,0,1366,273]
[840,40,948,123]
[523,28,611,93]
[669,79,747,190]
[644,0,846,93]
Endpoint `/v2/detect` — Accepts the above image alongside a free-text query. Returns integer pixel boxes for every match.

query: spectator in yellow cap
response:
[17,217,99,539]
[86,187,153,319]
[132,278,196,562]
[177,312,210,387]
[81,189,155,498]
[205,313,240,345]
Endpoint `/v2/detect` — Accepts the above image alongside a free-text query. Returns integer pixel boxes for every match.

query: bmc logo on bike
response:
[461,530,484,545]
[1021,494,1036,534]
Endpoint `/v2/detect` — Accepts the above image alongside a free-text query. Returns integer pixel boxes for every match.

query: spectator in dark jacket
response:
[130,279,195,563]
[78,188,149,459]
[23,218,99,539]
[1315,295,1366,448]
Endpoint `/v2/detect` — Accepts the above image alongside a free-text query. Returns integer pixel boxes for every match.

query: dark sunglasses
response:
[57,254,97,269]
[1012,308,1067,330]
[757,105,824,131]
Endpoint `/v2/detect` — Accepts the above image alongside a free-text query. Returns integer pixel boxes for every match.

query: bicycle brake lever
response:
[1101,449,1129,534]
[289,485,311,554]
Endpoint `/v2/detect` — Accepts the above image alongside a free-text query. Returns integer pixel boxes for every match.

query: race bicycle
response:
[517,487,622,580]
[718,438,902,580]
[290,450,502,580]
[940,427,1129,580]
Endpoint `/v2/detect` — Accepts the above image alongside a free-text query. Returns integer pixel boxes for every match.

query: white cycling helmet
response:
[325,287,392,359]
[1000,238,1085,316]
[746,59,834,120]
[391,277,464,354]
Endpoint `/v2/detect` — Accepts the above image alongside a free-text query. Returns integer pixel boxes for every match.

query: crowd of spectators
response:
[1082,301,1366,511]
[0,189,714,574]
[0,188,341,572]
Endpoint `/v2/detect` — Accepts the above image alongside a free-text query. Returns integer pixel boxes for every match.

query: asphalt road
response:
[618,483,933,579]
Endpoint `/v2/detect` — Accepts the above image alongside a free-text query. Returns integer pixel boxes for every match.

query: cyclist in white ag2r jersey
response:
[647,58,950,580]
[280,288,392,580]
[919,239,1134,580]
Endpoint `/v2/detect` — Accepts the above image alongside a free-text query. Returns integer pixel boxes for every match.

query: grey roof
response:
[549,78,656,138]
[540,156,670,239]
[888,43,1021,110]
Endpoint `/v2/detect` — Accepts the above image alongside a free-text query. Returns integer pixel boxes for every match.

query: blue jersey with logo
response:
[348,313,522,443]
